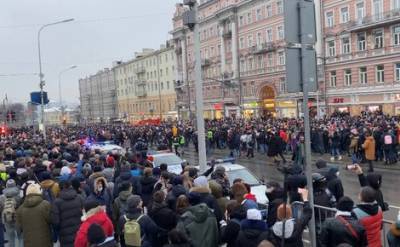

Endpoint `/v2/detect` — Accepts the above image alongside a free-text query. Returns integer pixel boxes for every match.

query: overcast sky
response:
[0,0,176,104]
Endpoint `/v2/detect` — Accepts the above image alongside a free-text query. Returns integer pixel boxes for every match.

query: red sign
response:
[333,98,344,103]
[214,103,223,110]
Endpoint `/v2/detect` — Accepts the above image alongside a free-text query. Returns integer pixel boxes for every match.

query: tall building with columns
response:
[171,0,324,119]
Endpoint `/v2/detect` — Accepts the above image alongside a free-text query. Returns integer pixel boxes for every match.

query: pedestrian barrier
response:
[291,201,395,247]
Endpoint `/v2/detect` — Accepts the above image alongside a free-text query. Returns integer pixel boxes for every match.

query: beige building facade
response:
[115,43,177,121]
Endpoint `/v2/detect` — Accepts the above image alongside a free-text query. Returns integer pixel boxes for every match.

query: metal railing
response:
[291,201,395,247]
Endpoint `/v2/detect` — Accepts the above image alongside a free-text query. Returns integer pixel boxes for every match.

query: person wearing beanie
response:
[51,180,84,247]
[266,189,312,247]
[112,181,134,239]
[87,223,117,247]
[235,208,267,247]
[0,179,22,247]
[117,195,162,247]
[74,200,114,247]
[320,196,367,247]
[140,167,158,208]
[16,183,52,247]
[166,176,188,212]
[189,176,223,223]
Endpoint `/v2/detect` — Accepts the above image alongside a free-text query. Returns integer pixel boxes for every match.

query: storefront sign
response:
[332,98,344,103]
[243,102,259,108]
[213,103,223,110]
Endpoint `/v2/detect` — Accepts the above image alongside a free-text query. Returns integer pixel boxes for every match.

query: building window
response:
[340,7,350,23]
[247,12,252,24]
[167,81,170,89]
[256,32,263,45]
[266,28,273,42]
[373,0,383,19]
[247,35,253,48]
[248,58,254,71]
[327,40,336,56]
[257,55,264,69]
[278,51,285,65]
[359,67,367,84]
[376,65,384,83]
[256,8,262,20]
[374,29,384,48]
[342,37,351,54]
[395,63,400,81]
[266,4,272,17]
[239,15,244,26]
[330,71,337,87]
[356,2,365,21]
[267,53,273,67]
[393,25,400,46]
[277,26,284,40]
[357,32,366,51]
[240,60,246,72]
[326,11,334,27]
[344,69,352,86]
[240,37,245,49]
[277,1,283,14]
[279,78,286,93]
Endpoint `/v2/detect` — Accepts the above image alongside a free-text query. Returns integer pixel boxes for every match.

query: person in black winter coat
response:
[266,189,312,247]
[148,191,178,247]
[140,168,158,208]
[220,200,246,247]
[354,166,388,211]
[320,196,367,247]
[235,208,268,247]
[51,180,84,247]
[118,195,163,247]
[315,160,344,201]
[113,165,142,198]
[87,177,113,218]
[87,223,117,247]
[265,182,285,228]
[164,229,193,247]
[166,176,187,211]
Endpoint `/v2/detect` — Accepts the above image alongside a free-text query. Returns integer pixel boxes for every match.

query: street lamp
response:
[58,65,77,123]
[38,18,74,139]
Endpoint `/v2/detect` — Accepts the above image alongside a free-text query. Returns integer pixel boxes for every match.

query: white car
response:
[89,141,126,155]
[148,152,186,175]
[214,162,269,205]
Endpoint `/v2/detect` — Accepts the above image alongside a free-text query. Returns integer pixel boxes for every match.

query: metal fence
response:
[291,201,395,247]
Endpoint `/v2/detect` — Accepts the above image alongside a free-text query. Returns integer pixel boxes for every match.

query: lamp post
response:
[58,65,77,124]
[38,18,74,139]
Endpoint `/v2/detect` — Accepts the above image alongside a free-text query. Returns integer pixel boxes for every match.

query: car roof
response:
[151,153,177,157]
[216,163,246,171]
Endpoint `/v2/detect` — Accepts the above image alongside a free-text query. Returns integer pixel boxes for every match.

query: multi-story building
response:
[44,107,79,125]
[115,42,177,121]
[79,68,117,123]
[322,0,400,115]
[172,0,326,119]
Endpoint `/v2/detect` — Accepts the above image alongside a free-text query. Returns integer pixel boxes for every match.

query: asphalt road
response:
[179,145,400,221]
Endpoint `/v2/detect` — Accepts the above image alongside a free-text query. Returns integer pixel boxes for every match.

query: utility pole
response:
[284,0,318,246]
[183,0,207,172]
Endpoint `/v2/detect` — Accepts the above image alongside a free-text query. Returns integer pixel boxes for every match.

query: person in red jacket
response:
[353,186,383,247]
[74,200,114,247]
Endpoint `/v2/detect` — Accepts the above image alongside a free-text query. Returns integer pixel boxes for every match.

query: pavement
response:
[179,145,400,221]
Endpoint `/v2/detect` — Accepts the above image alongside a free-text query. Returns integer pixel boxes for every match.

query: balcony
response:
[250,42,276,54]
[347,9,400,32]
[134,66,146,74]
[201,58,211,67]
[174,80,185,90]
[136,80,146,86]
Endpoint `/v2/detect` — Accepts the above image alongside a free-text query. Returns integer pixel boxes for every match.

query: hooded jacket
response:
[74,206,114,247]
[166,184,187,211]
[51,188,84,247]
[236,219,268,247]
[140,175,157,207]
[112,189,134,230]
[113,170,142,198]
[267,203,312,247]
[0,183,22,224]
[353,203,383,247]
[189,186,223,223]
[266,187,285,228]
[87,177,113,217]
[176,203,218,247]
[149,201,178,247]
[40,179,60,198]
[358,173,388,211]
[16,193,52,247]
[209,180,229,216]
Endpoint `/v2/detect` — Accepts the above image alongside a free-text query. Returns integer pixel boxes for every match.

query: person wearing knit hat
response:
[117,195,161,247]
[320,196,367,247]
[16,182,53,247]
[236,208,267,247]
[87,223,117,247]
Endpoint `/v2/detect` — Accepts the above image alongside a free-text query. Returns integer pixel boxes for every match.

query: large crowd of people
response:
[0,111,399,247]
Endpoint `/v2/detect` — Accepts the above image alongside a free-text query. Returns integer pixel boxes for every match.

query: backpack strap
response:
[337,216,359,240]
